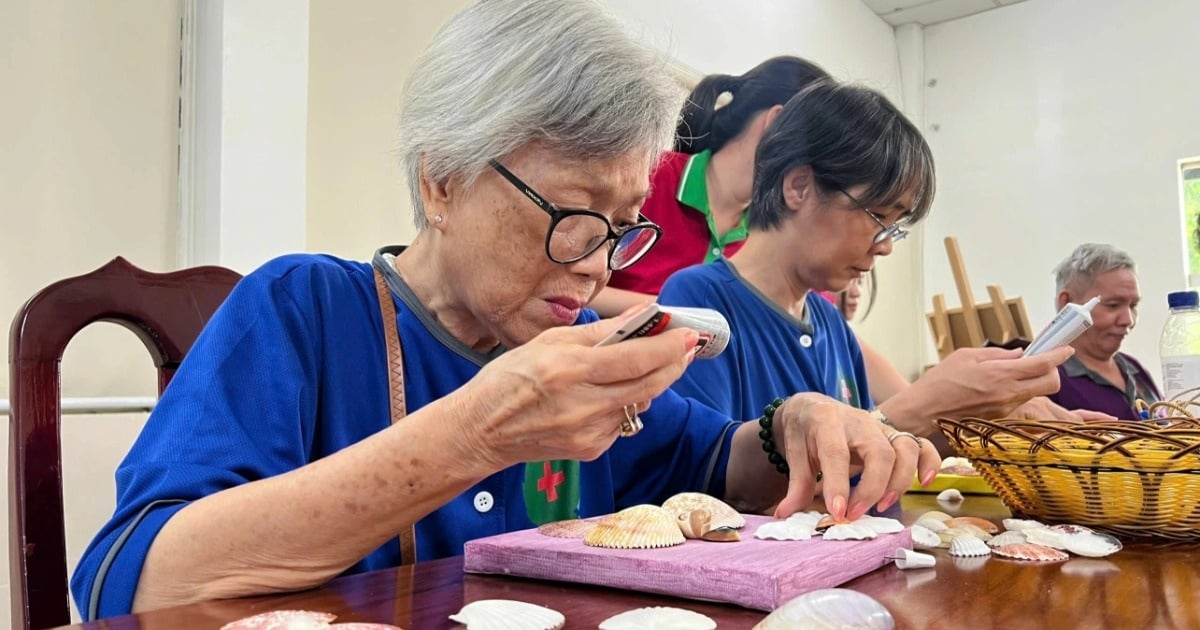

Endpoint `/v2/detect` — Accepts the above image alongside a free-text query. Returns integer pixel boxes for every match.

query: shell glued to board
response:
[598,607,717,630]
[584,504,685,549]
[449,600,565,630]
[537,518,598,539]
[661,492,746,530]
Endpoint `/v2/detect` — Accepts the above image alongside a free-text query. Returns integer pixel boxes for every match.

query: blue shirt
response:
[659,259,873,420]
[71,247,738,620]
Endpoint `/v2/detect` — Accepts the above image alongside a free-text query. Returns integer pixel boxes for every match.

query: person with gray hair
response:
[71,0,938,620]
[660,79,1079,444]
[1048,243,1162,419]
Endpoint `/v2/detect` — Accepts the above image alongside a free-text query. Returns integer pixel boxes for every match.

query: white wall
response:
[0,0,182,621]
[603,0,928,379]
[921,0,1200,380]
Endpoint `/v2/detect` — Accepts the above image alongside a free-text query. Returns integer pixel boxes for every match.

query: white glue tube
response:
[1023,296,1101,357]
[595,304,731,359]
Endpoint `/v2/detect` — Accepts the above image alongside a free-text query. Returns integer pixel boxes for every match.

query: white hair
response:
[398,0,681,229]
[1053,243,1137,294]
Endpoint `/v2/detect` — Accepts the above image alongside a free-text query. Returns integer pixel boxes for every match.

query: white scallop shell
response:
[987,530,1028,548]
[786,511,825,528]
[856,516,905,535]
[915,518,948,533]
[754,588,895,630]
[755,520,815,541]
[449,600,565,630]
[1061,531,1123,558]
[939,524,992,544]
[909,524,942,550]
[1023,527,1068,550]
[822,522,878,541]
[936,489,964,503]
[918,510,954,523]
[948,536,992,557]
[1002,518,1045,532]
[599,607,717,630]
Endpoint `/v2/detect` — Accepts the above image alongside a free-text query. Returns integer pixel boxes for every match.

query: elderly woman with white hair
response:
[70,0,940,620]
[1047,243,1161,419]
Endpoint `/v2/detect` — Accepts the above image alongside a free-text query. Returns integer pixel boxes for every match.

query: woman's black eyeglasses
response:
[489,160,662,270]
[833,187,909,245]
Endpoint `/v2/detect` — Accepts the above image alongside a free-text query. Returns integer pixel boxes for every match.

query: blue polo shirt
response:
[71,247,738,620]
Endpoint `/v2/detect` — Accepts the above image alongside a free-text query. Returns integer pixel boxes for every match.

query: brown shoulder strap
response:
[374,266,417,565]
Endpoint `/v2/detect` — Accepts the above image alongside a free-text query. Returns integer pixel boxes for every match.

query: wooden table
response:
[57,495,1200,629]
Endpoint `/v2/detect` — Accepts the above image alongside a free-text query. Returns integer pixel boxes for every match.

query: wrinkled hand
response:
[456,304,699,468]
[913,346,1074,420]
[1009,397,1118,423]
[772,395,941,521]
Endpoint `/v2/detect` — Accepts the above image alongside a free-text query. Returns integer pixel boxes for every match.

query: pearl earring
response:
[434,215,444,224]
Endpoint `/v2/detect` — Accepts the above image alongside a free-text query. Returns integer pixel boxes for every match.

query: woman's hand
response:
[454,304,699,469]
[770,395,941,521]
[1009,397,1118,423]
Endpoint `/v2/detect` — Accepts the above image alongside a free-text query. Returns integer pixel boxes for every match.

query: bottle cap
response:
[1168,290,1199,309]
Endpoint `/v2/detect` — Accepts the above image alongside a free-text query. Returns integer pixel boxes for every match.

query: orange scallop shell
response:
[584,505,686,549]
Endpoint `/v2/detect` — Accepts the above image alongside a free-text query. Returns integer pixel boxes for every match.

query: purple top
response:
[1048,353,1162,420]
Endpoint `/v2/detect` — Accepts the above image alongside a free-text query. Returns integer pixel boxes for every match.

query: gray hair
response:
[1053,243,1137,294]
[397,0,681,230]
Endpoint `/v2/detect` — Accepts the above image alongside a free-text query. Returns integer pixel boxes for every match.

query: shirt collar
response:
[676,150,750,246]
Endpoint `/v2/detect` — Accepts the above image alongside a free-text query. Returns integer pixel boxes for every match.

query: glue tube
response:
[598,304,731,358]
[1023,296,1101,357]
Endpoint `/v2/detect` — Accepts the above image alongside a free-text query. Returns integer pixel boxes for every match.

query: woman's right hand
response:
[452,305,700,468]
[901,346,1074,422]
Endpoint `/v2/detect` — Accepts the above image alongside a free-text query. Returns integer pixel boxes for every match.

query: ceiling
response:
[862,0,1029,27]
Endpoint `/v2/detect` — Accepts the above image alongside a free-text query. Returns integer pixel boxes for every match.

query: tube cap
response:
[1168,291,1199,309]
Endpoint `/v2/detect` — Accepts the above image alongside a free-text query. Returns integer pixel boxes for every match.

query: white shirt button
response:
[712,247,721,256]
[473,491,494,513]
[799,335,813,348]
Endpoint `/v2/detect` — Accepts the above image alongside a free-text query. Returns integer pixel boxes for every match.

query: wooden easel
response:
[927,237,1033,360]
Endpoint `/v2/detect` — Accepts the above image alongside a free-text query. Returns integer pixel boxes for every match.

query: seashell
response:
[754,588,895,630]
[937,489,964,503]
[755,519,815,541]
[1023,527,1068,550]
[662,492,746,529]
[855,516,905,535]
[537,518,597,539]
[948,536,992,557]
[944,516,999,534]
[1061,559,1120,577]
[918,510,954,523]
[941,456,971,469]
[822,522,879,541]
[915,518,948,533]
[786,511,824,527]
[939,524,993,543]
[1001,518,1045,532]
[889,547,936,570]
[816,514,851,532]
[1061,531,1122,558]
[450,600,565,630]
[675,509,742,542]
[584,505,685,549]
[991,543,1070,562]
[599,606,717,630]
[941,464,980,476]
[221,611,337,630]
[909,524,941,550]
[1048,523,1094,536]
[987,530,1027,548]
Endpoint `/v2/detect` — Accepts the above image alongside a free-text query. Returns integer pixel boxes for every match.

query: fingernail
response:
[829,495,847,520]
[683,330,700,351]
[848,501,869,520]
[876,491,899,512]
[921,469,938,487]
[684,347,698,366]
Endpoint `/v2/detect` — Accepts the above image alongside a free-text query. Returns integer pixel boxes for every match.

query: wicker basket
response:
[935,416,1200,541]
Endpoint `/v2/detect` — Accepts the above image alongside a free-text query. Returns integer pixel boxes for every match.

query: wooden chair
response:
[8,257,241,630]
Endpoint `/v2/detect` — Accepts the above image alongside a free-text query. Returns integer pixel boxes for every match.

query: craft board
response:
[463,514,912,612]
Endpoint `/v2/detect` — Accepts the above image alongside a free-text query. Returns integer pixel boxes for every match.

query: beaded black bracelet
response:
[758,397,790,475]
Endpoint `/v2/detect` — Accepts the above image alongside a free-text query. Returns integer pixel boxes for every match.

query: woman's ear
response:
[761,104,785,130]
[418,157,454,229]
[781,165,814,212]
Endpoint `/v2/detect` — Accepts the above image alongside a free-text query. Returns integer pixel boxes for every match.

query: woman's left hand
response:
[771,395,941,521]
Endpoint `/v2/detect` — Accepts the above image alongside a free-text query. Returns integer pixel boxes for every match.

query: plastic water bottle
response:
[1160,290,1200,401]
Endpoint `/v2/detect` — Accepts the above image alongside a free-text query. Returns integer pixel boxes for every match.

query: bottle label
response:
[1161,355,1200,401]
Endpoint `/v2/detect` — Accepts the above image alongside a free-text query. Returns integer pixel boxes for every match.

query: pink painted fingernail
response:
[877,491,899,512]
[683,330,700,351]
[829,495,847,520]
[684,347,698,366]
[921,469,938,487]
[848,501,869,520]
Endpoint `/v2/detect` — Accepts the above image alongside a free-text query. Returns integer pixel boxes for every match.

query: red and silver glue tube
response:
[596,304,731,359]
